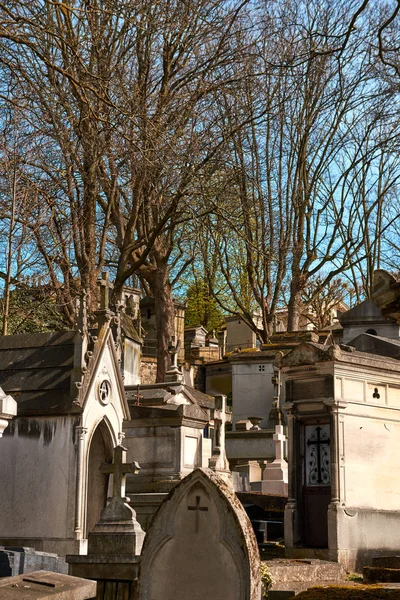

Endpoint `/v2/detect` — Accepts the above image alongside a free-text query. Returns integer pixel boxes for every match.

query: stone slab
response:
[0,570,96,599]
[268,591,297,599]
[373,556,400,569]
[264,559,346,584]
[0,547,68,577]
[363,566,400,583]
[294,584,400,598]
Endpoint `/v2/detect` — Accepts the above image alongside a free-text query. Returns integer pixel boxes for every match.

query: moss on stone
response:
[294,585,400,599]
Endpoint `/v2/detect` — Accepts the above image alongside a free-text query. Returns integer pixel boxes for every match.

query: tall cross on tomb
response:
[101,445,140,501]
[208,394,231,476]
[98,271,112,310]
[168,336,181,369]
[187,495,208,534]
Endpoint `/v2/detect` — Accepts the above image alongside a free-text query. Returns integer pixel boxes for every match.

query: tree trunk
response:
[287,281,302,332]
[141,265,175,383]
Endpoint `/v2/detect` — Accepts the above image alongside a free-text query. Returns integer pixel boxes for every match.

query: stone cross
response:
[165,337,184,382]
[208,394,231,483]
[273,425,286,462]
[101,445,140,501]
[187,495,209,534]
[168,336,181,369]
[98,271,112,310]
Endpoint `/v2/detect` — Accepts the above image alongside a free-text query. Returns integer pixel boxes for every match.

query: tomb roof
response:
[126,381,215,410]
[0,318,128,418]
[0,330,79,416]
[280,341,400,373]
[337,299,393,325]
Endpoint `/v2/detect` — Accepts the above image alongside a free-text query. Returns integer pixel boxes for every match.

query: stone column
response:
[284,404,297,548]
[74,426,88,540]
[324,398,347,555]
[286,405,297,506]
[324,399,348,506]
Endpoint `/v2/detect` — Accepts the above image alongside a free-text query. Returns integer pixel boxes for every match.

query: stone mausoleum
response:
[281,340,400,571]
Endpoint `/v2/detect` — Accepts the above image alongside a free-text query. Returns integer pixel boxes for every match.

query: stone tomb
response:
[280,341,400,571]
[138,468,261,600]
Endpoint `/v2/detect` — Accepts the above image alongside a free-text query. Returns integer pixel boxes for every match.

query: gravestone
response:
[67,445,145,599]
[138,468,261,600]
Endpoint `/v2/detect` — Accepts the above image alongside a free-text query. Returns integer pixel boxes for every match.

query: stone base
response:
[251,481,288,496]
[67,554,140,581]
[0,537,85,557]
[128,493,168,530]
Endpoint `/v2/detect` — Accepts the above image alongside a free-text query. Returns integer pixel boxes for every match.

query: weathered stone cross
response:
[98,271,112,310]
[168,336,181,369]
[101,445,140,501]
[187,495,208,534]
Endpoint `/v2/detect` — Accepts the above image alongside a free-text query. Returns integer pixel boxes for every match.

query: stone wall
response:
[140,357,157,384]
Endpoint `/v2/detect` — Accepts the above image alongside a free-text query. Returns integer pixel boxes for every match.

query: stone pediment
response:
[138,468,260,600]
[80,325,130,420]
[279,342,339,368]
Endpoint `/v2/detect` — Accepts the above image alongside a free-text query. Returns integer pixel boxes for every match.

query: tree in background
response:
[0,0,252,380]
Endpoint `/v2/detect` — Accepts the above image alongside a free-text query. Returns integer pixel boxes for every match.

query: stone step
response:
[264,558,346,585]
[364,566,400,584]
[373,556,400,569]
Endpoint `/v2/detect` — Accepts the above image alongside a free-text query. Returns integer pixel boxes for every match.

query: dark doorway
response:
[86,420,113,535]
[302,423,331,548]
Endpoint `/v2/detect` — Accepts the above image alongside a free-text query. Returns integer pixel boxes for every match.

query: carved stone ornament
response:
[98,378,112,405]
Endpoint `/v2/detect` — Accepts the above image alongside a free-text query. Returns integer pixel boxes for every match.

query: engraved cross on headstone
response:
[101,445,140,501]
[187,495,208,534]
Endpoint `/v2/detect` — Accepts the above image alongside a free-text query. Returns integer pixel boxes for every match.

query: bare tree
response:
[0,0,252,378]
[196,0,400,337]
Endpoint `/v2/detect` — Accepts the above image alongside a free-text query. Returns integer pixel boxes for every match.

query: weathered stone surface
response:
[373,556,400,569]
[0,547,67,577]
[363,566,400,584]
[294,585,400,599]
[138,468,261,600]
[0,570,96,599]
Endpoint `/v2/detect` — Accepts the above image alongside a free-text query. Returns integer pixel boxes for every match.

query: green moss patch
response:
[294,585,400,599]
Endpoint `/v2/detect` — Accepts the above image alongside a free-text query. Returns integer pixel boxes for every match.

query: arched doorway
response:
[86,420,113,535]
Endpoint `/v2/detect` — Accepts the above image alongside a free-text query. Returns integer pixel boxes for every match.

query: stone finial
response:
[76,290,88,337]
[0,387,17,437]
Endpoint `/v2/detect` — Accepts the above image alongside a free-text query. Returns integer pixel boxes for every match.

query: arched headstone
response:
[138,468,260,600]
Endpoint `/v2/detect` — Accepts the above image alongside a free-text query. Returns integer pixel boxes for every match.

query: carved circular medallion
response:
[98,379,111,405]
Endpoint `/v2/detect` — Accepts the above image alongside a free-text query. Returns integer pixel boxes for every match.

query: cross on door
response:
[187,495,208,533]
[101,445,140,501]
[306,425,330,485]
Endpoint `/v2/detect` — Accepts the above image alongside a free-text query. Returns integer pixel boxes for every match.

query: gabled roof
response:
[347,332,400,360]
[0,321,129,418]
[337,299,393,325]
[0,331,79,416]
